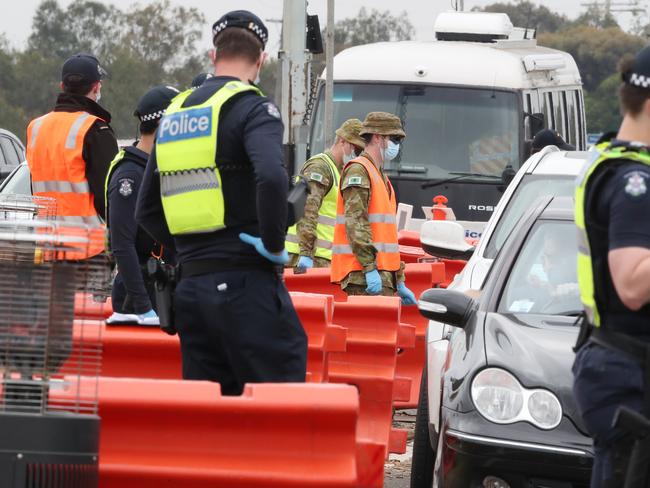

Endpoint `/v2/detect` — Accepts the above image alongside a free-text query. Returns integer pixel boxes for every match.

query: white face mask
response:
[95,87,101,102]
[343,152,355,165]
[383,139,400,162]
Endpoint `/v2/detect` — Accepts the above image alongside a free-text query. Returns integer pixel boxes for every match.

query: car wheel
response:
[410,365,436,488]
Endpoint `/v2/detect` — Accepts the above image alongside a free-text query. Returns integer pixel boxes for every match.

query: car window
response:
[0,164,31,195]
[0,137,20,166]
[498,221,580,316]
[484,174,574,259]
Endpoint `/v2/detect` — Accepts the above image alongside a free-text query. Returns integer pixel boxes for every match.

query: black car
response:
[0,129,25,182]
[411,196,592,488]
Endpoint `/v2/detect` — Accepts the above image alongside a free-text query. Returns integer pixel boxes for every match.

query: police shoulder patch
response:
[310,172,323,182]
[624,170,648,198]
[118,178,134,198]
[264,103,281,119]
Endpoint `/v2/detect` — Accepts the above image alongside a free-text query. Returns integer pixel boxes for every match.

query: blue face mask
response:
[383,139,400,161]
[343,152,355,165]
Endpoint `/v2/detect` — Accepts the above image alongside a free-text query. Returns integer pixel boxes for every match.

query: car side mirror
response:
[418,288,476,329]
[420,220,475,260]
[525,112,545,139]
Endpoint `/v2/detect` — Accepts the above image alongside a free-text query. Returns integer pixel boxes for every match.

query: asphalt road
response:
[384,416,415,488]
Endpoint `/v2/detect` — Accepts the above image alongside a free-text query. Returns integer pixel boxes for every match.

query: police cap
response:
[212,10,269,48]
[62,53,107,86]
[191,72,214,89]
[360,112,406,138]
[532,129,574,152]
[335,119,366,149]
[622,45,650,89]
[134,85,180,122]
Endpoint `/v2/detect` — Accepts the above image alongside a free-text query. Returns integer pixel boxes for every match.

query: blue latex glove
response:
[137,309,159,326]
[364,269,382,295]
[296,255,314,271]
[397,282,417,306]
[239,233,289,265]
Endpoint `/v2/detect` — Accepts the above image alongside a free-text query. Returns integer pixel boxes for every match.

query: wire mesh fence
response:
[0,211,107,416]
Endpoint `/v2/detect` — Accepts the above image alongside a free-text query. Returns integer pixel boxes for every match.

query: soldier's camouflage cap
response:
[335,118,366,148]
[359,112,406,138]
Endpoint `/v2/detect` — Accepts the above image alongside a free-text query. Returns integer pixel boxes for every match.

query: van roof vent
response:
[435,12,514,43]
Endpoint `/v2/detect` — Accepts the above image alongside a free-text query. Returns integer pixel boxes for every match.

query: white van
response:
[309,12,586,234]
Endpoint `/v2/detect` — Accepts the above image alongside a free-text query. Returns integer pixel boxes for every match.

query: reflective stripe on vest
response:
[285,152,340,260]
[330,156,400,283]
[575,143,650,326]
[156,81,262,235]
[26,110,105,259]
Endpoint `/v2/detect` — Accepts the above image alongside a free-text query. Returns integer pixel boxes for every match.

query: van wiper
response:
[384,165,428,174]
[421,172,501,189]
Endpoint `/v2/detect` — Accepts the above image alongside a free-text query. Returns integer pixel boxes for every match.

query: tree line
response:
[0,0,647,142]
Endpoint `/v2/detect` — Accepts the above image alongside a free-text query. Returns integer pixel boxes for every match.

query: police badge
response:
[118,178,134,198]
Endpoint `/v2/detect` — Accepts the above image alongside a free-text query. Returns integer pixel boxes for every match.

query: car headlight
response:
[471,368,562,430]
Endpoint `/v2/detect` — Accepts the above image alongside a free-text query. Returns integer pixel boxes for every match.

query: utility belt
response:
[178,258,281,280]
[590,328,648,366]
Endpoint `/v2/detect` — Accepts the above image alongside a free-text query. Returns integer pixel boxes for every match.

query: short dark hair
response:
[619,56,650,117]
[139,120,159,136]
[63,81,95,96]
[214,27,263,64]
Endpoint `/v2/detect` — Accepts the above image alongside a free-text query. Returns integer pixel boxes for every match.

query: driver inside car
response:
[528,232,579,300]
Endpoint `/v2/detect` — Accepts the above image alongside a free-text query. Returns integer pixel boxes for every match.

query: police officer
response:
[573,46,650,487]
[286,119,365,271]
[26,53,117,258]
[330,112,417,304]
[135,10,307,395]
[105,85,179,326]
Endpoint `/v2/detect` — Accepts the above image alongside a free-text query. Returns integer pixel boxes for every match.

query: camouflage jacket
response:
[339,152,405,290]
[293,152,338,258]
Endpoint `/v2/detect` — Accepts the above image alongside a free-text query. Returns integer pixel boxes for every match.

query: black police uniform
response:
[136,74,308,395]
[573,145,650,485]
[108,145,172,314]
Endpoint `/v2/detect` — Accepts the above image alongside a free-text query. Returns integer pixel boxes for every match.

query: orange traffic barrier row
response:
[289,292,347,383]
[51,378,362,487]
[67,293,347,384]
[328,296,415,458]
[284,267,348,301]
[440,258,467,288]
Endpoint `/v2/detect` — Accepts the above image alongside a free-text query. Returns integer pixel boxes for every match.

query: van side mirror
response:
[420,220,475,260]
[525,112,545,139]
[418,288,476,329]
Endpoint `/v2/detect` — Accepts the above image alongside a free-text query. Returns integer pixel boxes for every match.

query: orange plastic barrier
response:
[89,379,362,487]
[66,293,346,384]
[394,263,444,408]
[284,267,348,301]
[289,292,347,383]
[440,258,467,288]
[328,296,415,458]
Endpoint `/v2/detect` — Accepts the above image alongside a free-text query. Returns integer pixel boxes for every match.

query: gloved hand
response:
[239,233,289,265]
[364,269,382,295]
[296,255,314,271]
[397,282,417,306]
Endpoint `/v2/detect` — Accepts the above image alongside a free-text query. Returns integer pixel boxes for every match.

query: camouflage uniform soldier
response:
[331,112,417,305]
[286,119,366,271]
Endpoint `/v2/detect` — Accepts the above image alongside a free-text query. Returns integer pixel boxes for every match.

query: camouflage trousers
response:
[343,284,395,297]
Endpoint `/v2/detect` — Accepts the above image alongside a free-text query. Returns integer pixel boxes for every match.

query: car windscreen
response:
[310,83,521,180]
[484,175,575,259]
[498,220,580,316]
[0,164,31,195]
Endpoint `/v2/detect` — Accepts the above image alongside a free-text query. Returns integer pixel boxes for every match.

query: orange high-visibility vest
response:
[331,156,400,283]
[26,111,105,258]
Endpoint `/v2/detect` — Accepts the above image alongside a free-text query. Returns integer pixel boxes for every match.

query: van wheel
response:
[410,365,436,488]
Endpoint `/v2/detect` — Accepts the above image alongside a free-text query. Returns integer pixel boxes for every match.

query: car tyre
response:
[410,365,436,488]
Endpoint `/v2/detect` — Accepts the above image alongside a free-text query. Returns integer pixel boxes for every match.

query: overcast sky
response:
[0,0,632,55]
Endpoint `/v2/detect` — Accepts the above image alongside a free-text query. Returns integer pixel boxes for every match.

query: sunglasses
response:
[388,135,403,144]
